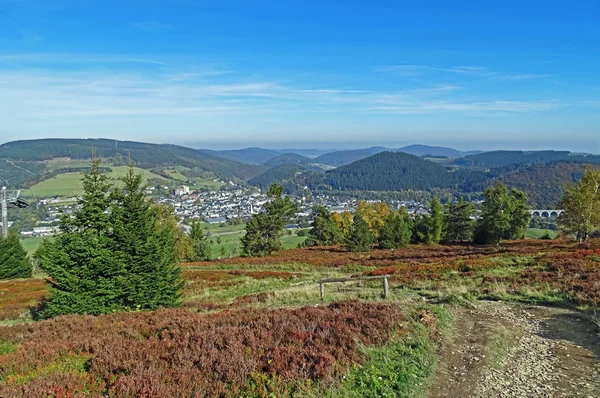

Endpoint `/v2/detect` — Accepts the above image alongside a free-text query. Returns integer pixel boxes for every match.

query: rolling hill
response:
[313,147,390,167]
[493,161,599,208]
[205,147,281,165]
[264,153,313,167]
[0,139,267,188]
[313,145,467,167]
[452,150,600,168]
[247,164,308,188]
[397,144,463,158]
[324,151,487,192]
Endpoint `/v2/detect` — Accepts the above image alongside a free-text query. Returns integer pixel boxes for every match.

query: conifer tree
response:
[40,161,184,317]
[189,221,211,261]
[40,159,126,317]
[307,205,343,246]
[0,232,32,279]
[443,199,475,243]
[344,215,375,252]
[379,210,413,249]
[242,184,298,256]
[110,167,184,310]
[414,198,444,244]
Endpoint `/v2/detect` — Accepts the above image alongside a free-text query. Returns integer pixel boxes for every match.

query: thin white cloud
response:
[375,64,554,81]
[366,100,562,114]
[0,57,569,136]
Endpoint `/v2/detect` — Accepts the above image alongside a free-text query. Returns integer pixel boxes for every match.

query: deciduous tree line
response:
[306,184,531,252]
[558,167,600,242]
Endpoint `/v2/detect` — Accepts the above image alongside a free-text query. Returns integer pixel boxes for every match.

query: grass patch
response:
[526,228,560,239]
[1,353,90,385]
[0,342,16,356]
[339,322,435,397]
[23,166,168,198]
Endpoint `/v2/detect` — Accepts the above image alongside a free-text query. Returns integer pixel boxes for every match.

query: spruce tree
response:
[344,215,375,252]
[40,159,127,317]
[189,221,211,261]
[414,198,444,245]
[307,206,343,246]
[443,199,475,243]
[40,161,184,317]
[0,233,32,279]
[242,184,298,257]
[379,210,412,249]
[110,167,184,310]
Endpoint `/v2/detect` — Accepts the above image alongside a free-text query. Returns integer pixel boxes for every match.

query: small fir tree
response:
[344,215,375,252]
[414,198,444,245]
[40,159,126,317]
[110,167,184,310]
[40,161,184,317]
[189,221,211,261]
[0,233,32,279]
[379,210,413,249]
[307,206,343,246]
[443,199,475,243]
[241,184,298,257]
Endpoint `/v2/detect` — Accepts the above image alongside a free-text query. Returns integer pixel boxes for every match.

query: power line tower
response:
[1,187,29,237]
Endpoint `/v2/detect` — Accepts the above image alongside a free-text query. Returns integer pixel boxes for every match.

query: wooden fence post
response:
[383,277,389,299]
[320,283,325,301]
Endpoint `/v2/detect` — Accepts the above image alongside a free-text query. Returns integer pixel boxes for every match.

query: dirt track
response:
[429,301,600,398]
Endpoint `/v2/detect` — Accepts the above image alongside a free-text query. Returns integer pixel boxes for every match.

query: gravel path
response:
[429,301,600,398]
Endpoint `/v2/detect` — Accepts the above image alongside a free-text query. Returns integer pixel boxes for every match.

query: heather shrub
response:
[0,301,403,397]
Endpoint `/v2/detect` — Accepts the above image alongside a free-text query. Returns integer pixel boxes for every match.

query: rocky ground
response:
[428,301,600,398]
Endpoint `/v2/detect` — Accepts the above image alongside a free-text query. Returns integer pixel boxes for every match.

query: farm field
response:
[525,227,561,239]
[19,237,45,255]
[1,239,599,396]
[22,166,169,198]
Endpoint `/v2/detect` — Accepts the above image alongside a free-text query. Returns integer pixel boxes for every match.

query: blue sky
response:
[0,0,599,152]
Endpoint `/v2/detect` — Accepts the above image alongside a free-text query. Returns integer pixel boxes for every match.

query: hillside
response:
[247,164,307,188]
[493,161,599,208]
[397,144,463,158]
[324,151,487,191]
[264,153,313,167]
[206,147,281,165]
[313,147,389,167]
[452,150,600,168]
[0,139,267,187]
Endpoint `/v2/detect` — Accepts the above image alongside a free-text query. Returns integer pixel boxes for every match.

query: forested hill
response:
[0,139,267,181]
[452,150,600,168]
[324,152,488,192]
[493,161,600,208]
[247,164,307,188]
[313,147,389,167]
[264,153,312,167]
[397,144,463,158]
[204,147,281,165]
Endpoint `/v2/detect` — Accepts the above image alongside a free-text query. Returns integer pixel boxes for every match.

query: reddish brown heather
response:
[518,252,600,306]
[183,240,576,268]
[0,279,48,321]
[0,301,403,397]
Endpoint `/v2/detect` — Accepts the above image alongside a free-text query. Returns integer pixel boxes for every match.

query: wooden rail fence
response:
[318,275,391,301]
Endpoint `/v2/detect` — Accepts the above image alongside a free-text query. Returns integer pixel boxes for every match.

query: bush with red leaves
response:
[0,301,403,397]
